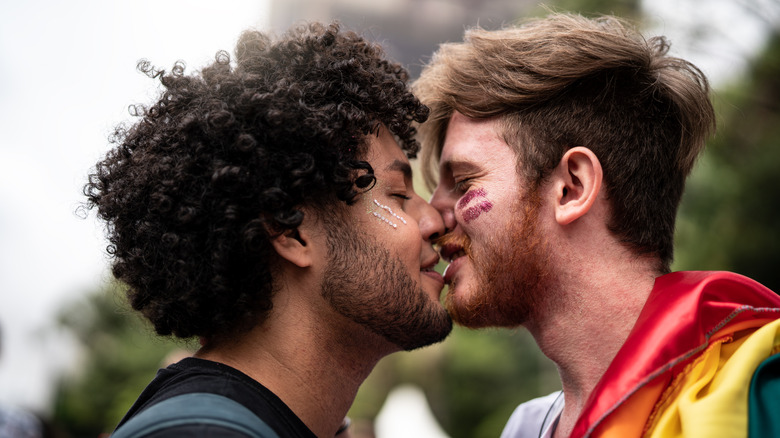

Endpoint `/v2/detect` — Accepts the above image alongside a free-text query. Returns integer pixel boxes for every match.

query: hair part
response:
[414,13,716,272]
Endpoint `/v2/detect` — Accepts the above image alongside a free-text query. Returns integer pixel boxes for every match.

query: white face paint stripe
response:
[373,199,407,225]
[372,211,398,229]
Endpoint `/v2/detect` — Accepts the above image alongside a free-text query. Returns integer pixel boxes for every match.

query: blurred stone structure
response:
[269,0,537,78]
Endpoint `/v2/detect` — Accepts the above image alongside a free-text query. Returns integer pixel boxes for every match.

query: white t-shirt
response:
[500,391,564,438]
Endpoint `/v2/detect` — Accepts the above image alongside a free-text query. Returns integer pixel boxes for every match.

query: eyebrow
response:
[442,158,480,175]
[385,159,413,180]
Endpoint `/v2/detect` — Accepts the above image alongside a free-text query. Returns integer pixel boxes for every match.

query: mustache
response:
[433,232,473,258]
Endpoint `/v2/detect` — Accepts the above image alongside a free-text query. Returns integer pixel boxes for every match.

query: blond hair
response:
[414,13,716,271]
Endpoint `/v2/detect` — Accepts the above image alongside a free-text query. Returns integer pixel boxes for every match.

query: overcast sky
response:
[0,0,269,410]
[0,0,772,414]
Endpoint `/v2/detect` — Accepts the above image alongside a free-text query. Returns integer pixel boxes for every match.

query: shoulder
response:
[501,391,563,438]
[115,358,315,438]
[0,404,43,438]
[661,271,778,299]
[138,424,254,438]
[114,393,275,438]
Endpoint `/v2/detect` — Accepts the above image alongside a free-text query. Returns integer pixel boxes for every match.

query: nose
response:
[429,186,457,232]
[410,196,446,242]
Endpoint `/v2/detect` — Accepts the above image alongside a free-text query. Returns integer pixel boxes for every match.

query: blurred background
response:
[1,0,779,437]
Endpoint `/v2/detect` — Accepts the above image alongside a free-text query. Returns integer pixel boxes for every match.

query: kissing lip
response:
[420,254,440,275]
[422,269,445,290]
[442,255,466,285]
[438,243,463,263]
[421,253,440,271]
[421,256,444,290]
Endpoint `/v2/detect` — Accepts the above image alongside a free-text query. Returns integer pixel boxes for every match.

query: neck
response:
[527,247,660,438]
[196,290,397,438]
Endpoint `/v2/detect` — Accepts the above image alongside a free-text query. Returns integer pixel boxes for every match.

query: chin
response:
[445,287,525,329]
[421,282,445,302]
[444,286,482,326]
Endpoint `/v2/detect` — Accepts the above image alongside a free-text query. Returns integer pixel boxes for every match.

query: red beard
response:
[439,189,552,328]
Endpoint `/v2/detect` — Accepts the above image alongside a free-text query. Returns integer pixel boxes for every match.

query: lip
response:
[420,255,444,291]
[443,255,466,285]
[421,269,445,291]
[439,243,463,263]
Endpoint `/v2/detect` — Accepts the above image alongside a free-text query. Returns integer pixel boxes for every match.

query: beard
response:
[442,189,552,328]
[320,222,452,351]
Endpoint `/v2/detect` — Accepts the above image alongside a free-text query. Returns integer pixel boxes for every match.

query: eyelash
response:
[392,194,411,200]
[453,178,472,193]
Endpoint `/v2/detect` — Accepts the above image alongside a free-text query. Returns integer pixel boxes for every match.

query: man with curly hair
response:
[85,22,451,438]
[415,13,780,438]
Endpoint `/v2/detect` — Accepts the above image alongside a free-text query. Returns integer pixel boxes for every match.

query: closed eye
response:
[453,178,473,193]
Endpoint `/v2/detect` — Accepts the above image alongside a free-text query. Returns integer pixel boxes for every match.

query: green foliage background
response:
[52,284,195,437]
[50,1,780,437]
[675,30,780,291]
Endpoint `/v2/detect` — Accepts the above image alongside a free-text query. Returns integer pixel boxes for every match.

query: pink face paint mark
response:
[457,188,493,223]
[462,200,493,223]
[457,187,486,210]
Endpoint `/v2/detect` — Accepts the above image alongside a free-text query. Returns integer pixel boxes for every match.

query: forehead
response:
[440,112,516,173]
[365,127,411,177]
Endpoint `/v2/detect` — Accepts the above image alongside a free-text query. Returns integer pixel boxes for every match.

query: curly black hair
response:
[84,22,429,340]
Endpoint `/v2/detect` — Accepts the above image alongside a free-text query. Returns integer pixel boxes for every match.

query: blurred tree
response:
[675,12,780,291]
[51,282,191,438]
[349,325,558,438]
[431,328,559,438]
[545,0,641,18]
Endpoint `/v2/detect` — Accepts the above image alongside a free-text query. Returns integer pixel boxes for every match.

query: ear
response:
[552,146,603,225]
[270,226,313,268]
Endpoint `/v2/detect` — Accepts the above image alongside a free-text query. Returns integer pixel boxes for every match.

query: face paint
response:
[457,188,493,224]
[371,211,398,229]
[369,199,407,229]
[457,188,486,210]
[373,199,407,224]
[364,197,394,229]
[463,201,493,223]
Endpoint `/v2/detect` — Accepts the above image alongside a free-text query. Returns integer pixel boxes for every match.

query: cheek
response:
[368,198,407,230]
[462,200,493,224]
[456,189,494,224]
[364,198,422,264]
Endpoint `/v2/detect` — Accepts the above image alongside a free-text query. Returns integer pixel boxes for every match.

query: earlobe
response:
[271,227,313,268]
[554,147,603,225]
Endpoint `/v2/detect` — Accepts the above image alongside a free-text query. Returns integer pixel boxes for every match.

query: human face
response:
[430,113,551,328]
[321,127,452,350]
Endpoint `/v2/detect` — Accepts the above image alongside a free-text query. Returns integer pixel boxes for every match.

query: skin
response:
[430,112,660,438]
[430,113,530,318]
[351,126,447,303]
[457,188,493,224]
[196,126,449,438]
[320,127,453,351]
